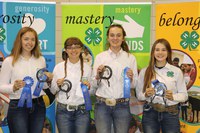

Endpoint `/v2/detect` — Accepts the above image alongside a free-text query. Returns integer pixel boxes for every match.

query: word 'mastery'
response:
[65,14,114,28]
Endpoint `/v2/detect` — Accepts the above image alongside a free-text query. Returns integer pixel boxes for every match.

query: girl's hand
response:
[165,90,174,101]
[126,69,133,81]
[82,80,90,90]
[96,65,105,80]
[13,80,25,92]
[44,72,53,82]
[145,87,155,97]
[56,78,64,87]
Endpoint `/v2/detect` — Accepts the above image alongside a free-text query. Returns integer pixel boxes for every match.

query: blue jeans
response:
[94,100,132,133]
[142,104,180,133]
[7,97,46,133]
[56,103,90,133]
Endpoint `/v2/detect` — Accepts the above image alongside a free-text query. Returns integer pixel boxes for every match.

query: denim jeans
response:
[7,97,46,133]
[56,103,90,133]
[94,100,132,133]
[142,104,180,133]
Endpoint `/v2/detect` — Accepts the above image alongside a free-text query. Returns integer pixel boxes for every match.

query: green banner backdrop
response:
[62,3,151,133]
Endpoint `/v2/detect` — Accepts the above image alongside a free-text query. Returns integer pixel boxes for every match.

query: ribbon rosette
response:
[18,76,34,108]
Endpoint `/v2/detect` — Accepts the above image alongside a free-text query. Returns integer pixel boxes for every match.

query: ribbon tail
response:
[18,88,27,107]
[26,88,32,108]
[123,67,131,98]
[81,83,92,111]
[33,82,43,96]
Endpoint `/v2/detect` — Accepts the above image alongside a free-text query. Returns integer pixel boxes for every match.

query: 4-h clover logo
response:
[85,27,102,46]
[167,71,174,77]
[0,25,6,43]
[180,31,199,51]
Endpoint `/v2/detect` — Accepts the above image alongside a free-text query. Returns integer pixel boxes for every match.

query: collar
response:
[108,48,123,57]
[67,58,80,66]
[154,62,171,70]
[19,55,34,60]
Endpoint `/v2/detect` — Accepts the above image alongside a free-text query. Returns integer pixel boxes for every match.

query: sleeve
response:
[40,56,50,89]
[84,64,95,95]
[136,68,147,101]
[173,69,188,102]
[91,54,102,89]
[130,55,138,89]
[0,57,15,94]
[49,65,60,95]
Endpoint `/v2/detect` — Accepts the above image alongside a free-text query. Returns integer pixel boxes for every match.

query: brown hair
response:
[106,24,129,53]
[63,37,84,81]
[143,38,172,92]
[10,27,41,66]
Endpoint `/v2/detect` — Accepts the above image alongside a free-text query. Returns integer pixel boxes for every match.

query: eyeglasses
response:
[66,45,82,50]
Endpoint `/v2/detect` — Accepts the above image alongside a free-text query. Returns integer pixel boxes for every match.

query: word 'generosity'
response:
[65,15,114,26]
[159,12,200,30]
[0,12,34,27]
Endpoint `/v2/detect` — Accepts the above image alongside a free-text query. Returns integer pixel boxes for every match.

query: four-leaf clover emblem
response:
[85,27,102,46]
[167,71,174,77]
[180,31,199,51]
[0,25,6,43]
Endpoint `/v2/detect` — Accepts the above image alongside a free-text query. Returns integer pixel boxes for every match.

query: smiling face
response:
[65,44,82,61]
[154,43,168,66]
[64,37,84,63]
[21,31,36,55]
[107,27,125,51]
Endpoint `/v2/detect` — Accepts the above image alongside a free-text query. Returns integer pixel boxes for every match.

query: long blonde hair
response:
[10,27,41,66]
[143,38,172,92]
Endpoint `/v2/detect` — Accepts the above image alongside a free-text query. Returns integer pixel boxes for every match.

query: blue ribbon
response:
[18,76,34,108]
[81,83,92,111]
[123,67,131,98]
[33,68,48,96]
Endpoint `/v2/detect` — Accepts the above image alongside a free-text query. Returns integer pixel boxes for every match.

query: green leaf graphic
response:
[0,25,6,43]
[85,27,102,46]
[167,71,174,77]
[180,31,199,51]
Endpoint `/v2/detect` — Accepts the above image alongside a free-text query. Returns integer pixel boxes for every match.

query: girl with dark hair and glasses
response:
[50,37,92,133]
